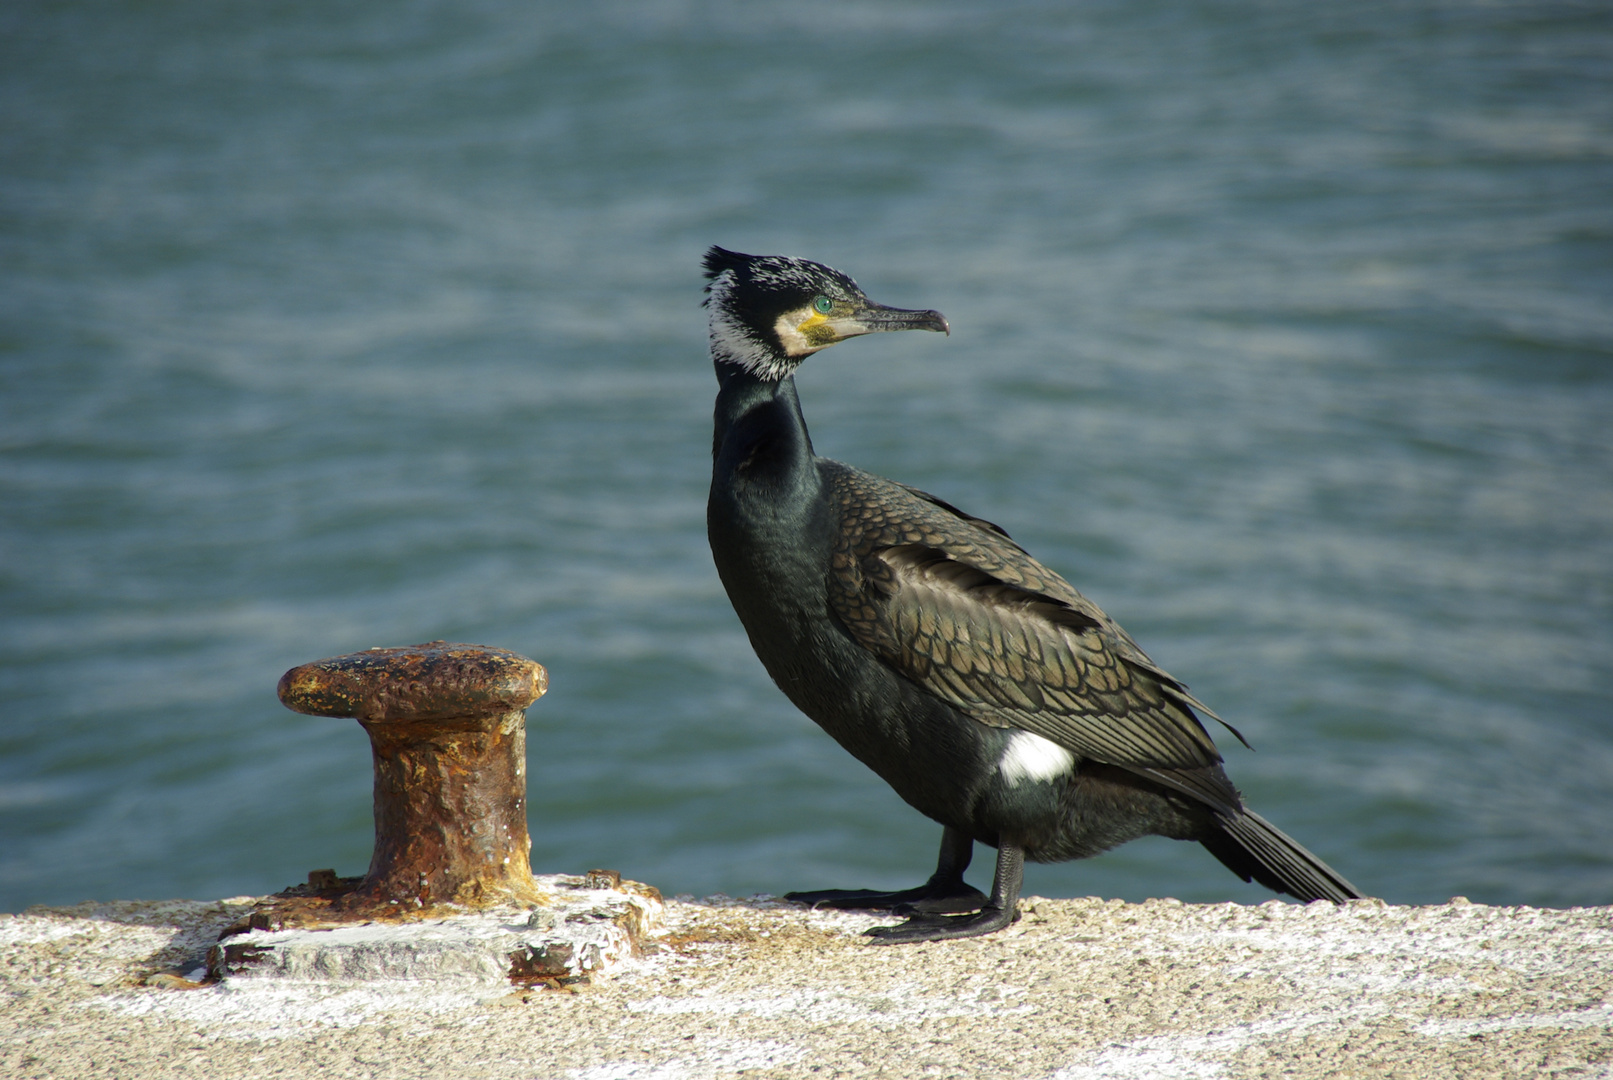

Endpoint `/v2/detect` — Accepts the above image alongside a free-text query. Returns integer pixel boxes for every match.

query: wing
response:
[823,463,1244,813]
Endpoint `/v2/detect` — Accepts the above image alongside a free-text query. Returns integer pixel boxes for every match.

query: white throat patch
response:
[997,731,1076,788]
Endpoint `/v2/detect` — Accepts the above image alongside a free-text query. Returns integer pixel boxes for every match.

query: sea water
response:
[2,0,1609,911]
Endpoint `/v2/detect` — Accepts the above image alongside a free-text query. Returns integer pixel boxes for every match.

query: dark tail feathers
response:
[1200,808,1365,903]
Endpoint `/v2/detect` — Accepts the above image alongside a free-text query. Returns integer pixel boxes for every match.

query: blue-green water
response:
[2,1,1610,913]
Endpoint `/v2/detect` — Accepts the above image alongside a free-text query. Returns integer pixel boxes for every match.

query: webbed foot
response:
[784,881,988,915]
[865,904,1020,944]
[785,830,1026,944]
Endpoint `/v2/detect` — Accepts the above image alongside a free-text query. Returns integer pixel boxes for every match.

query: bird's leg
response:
[784,826,988,914]
[864,842,1024,944]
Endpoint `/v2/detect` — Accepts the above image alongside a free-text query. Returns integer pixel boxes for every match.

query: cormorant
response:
[703,246,1363,943]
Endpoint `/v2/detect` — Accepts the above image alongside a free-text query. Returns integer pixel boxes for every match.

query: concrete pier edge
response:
[2,887,1610,1079]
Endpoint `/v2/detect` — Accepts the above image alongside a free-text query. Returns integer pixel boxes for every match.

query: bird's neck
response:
[711,363,816,483]
[708,363,833,658]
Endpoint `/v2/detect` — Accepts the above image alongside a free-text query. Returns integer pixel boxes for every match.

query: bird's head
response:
[702,246,949,382]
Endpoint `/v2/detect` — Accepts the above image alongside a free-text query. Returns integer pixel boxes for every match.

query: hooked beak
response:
[830,303,950,339]
[778,298,950,359]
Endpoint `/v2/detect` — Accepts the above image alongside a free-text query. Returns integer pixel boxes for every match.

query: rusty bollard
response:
[276,641,548,914]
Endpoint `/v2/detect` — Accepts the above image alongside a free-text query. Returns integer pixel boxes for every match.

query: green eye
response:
[812,295,833,315]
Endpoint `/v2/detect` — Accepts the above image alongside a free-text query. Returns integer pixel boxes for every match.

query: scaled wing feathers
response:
[824,463,1238,787]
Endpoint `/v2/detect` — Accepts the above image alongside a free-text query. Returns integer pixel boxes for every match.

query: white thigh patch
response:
[997,731,1076,787]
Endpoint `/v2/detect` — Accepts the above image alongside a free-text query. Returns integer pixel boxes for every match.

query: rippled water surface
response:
[3,1,1610,912]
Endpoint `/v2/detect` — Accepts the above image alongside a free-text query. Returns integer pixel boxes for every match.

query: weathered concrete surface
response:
[2,890,1609,1079]
[206,873,665,987]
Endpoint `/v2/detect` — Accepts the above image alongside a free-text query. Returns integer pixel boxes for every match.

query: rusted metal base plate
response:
[208,872,663,988]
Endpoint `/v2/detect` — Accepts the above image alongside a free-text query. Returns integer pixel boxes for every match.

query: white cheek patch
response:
[773,307,824,358]
[997,731,1076,787]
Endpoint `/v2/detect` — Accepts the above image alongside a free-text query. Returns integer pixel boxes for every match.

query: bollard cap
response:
[277,641,547,722]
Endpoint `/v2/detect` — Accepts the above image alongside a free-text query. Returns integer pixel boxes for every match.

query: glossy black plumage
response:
[703,247,1364,942]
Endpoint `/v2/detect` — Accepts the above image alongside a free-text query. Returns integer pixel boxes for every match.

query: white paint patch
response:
[626,981,1030,1025]
[1050,1010,1367,1079]
[0,918,106,946]
[1052,1043,1227,1080]
[1053,998,1613,1079]
[90,979,489,1041]
[1156,897,1613,998]
[568,1039,803,1080]
[1043,898,1613,1078]
[998,730,1075,787]
[1416,1003,1613,1039]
